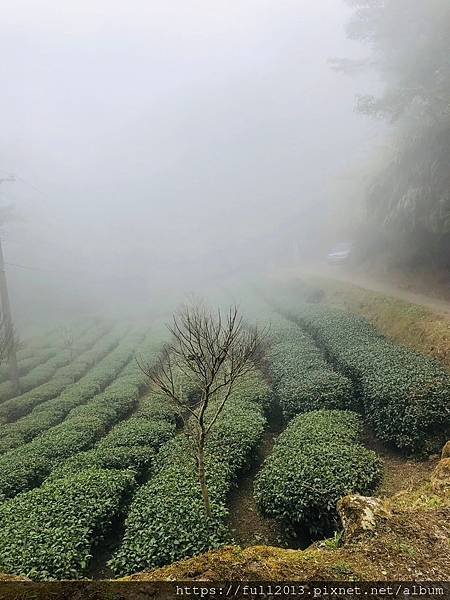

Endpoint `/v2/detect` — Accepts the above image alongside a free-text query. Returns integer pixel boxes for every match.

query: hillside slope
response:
[124,444,450,581]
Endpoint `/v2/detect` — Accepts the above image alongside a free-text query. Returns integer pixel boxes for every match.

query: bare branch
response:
[138,301,268,518]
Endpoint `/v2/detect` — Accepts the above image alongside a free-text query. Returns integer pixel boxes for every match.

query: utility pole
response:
[0,176,20,393]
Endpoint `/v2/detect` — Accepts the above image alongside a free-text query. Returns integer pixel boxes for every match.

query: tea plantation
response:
[285,304,450,454]
[0,303,447,581]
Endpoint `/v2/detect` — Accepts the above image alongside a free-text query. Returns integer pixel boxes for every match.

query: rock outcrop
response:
[337,494,391,542]
[431,455,450,493]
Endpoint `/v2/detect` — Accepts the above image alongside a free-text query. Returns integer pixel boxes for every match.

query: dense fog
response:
[1,1,381,326]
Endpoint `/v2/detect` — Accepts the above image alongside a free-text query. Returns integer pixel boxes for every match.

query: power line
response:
[13,175,48,197]
[4,261,58,274]
[4,260,143,285]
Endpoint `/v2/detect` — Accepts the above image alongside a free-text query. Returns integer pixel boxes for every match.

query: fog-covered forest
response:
[333,0,450,271]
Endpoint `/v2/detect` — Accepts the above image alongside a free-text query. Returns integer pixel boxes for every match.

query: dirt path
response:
[88,517,123,579]
[274,264,450,316]
[317,266,450,316]
[362,429,439,497]
[227,405,310,550]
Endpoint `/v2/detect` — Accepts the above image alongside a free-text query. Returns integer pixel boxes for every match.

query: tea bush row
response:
[254,409,383,535]
[49,390,177,481]
[0,331,145,500]
[290,305,450,454]
[0,347,57,384]
[0,327,132,450]
[0,323,120,425]
[268,315,353,420]
[0,468,135,580]
[0,322,112,403]
[109,371,269,576]
[0,351,178,578]
[13,321,88,362]
[0,320,96,384]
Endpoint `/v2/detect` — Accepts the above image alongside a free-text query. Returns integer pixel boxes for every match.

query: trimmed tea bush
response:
[96,417,174,449]
[0,347,57,384]
[50,393,177,481]
[0,322,111,402]
[0,468,135,580]
[0,323,120,425]
[47,445,156,481]
[0,333,147,500]
[268,316,353,420]
[0,328,138,453]
[0,320,98,384]
[254,410,383,535]
[109,371,269,576]
[290,305,450,454]
[0,351,179,580]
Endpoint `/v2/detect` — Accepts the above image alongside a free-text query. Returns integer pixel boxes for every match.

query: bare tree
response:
[138,303,267,518]
[60,326,75,362]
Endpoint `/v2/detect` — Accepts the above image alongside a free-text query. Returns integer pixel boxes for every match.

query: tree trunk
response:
[197,440,212,519]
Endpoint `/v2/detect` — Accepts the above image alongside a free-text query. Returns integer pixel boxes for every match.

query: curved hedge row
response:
[109,371,269,576]
[0,348,57,385]
[0,328,135,453]
[268,316,353,420]
[0,321,95,384]
[254,410,383,535]
[0,468,135,580]
[0,349,180,579]
[0,322,112,403]
[289,305,450,454]
[0,332,146,500]
[5,323,75,367]
[49,391,177,481]
[0,323,120,425]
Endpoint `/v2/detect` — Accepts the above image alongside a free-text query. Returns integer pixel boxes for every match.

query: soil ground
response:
[362,430,439,497]
[227,432,310,550]
[88,518,123,579]
[227,396,310,550]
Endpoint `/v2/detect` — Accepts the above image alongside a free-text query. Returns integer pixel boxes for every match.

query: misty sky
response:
[0,0,381,321]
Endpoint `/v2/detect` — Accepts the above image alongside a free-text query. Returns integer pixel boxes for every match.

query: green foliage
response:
[0,346,57,384]
[293,305,450,454]
[324,530,343,550]
[109,371,269,576]
[0,468,135,580]
[0,328,140,453]
[0,322,112,403]
[49,393,177,481]
[48,445,156,481]
[0,337,179,580]
[254,410,383,535]
[268,316,353,420]
[96,417,174,449]
[0,333,149,501]
[0,324,121,425]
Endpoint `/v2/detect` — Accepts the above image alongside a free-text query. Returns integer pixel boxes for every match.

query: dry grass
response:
[296,275,450,370]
